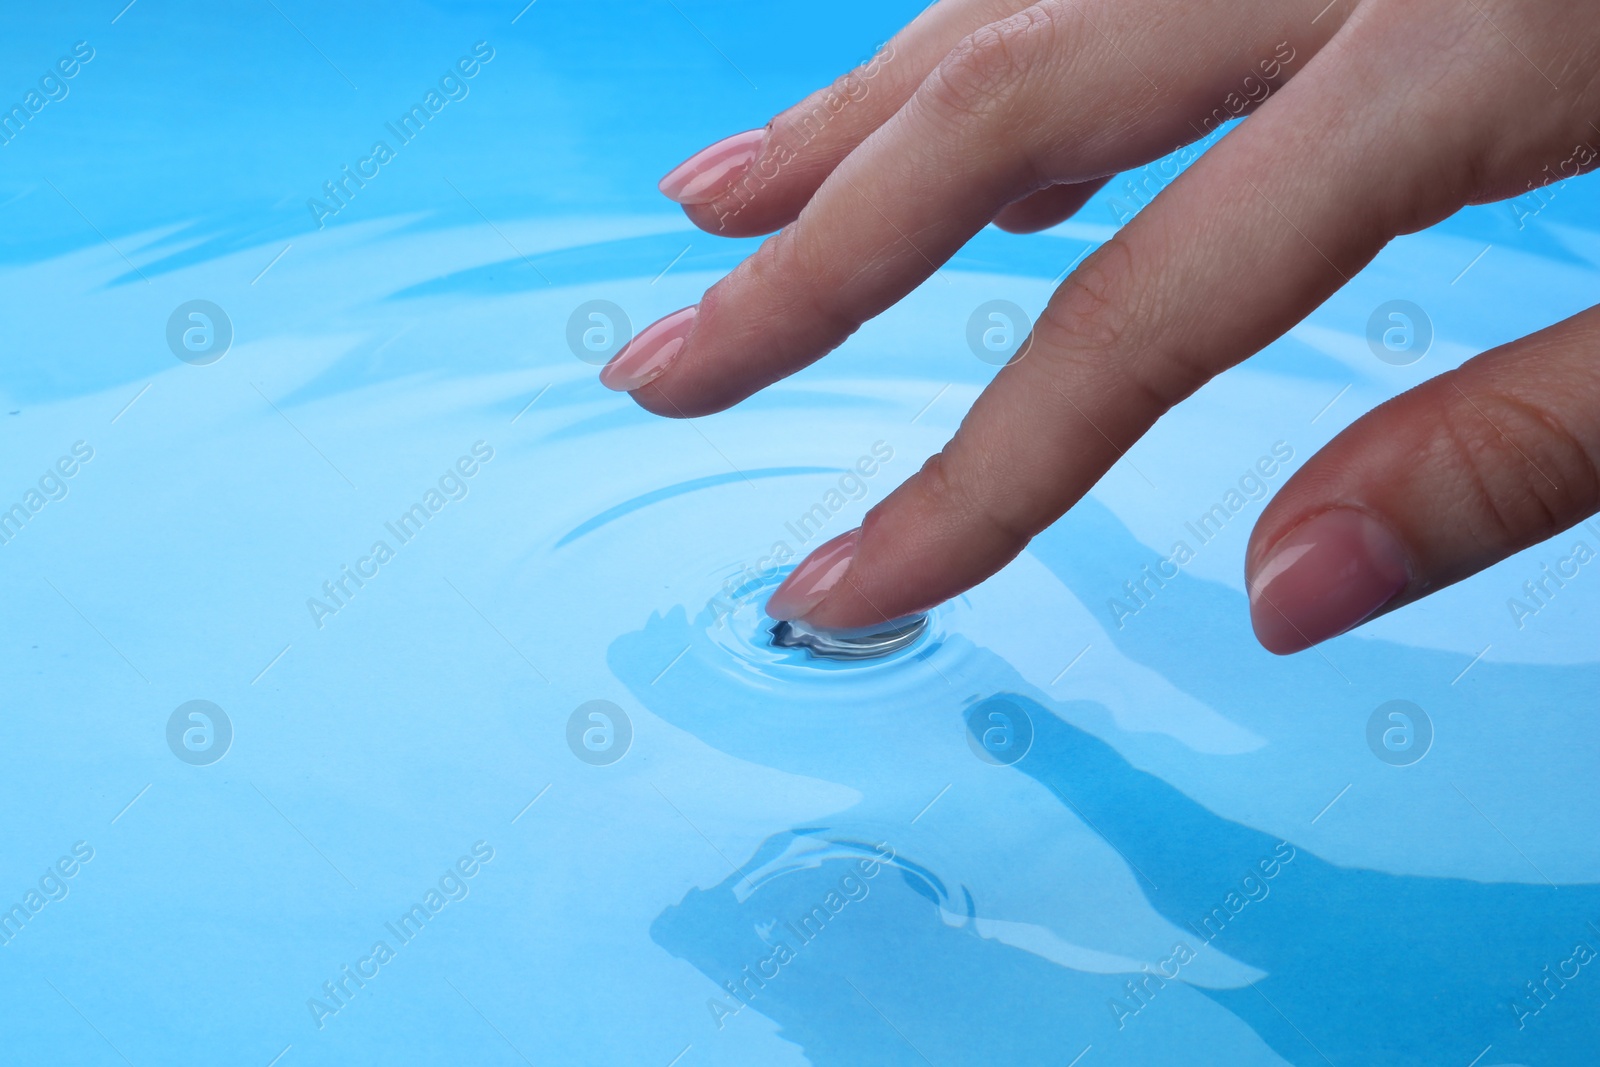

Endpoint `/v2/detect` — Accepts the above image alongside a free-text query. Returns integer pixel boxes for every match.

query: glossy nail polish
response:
[1248,508,1410,655]
[599,306,697,392]
[658,129,766,206]
[766,529,860,622]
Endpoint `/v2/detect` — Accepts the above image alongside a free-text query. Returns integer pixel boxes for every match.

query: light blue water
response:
[3,3,1599,1065]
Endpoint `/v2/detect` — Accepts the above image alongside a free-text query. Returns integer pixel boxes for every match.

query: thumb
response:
[1247,304,1600,654]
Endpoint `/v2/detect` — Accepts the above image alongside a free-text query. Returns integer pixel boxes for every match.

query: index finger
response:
[766,32,1463,630]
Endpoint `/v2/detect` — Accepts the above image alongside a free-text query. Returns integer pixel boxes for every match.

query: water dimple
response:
[769,616,929,661]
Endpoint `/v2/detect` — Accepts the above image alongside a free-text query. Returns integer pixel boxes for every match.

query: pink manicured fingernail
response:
[599,306,698,392]
[658,128,767,205]
[766,529,860,622]
[1248,508,1410,655]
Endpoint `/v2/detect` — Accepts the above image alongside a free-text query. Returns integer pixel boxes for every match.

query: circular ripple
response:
[698,567,948,682]
[770,616,929,661]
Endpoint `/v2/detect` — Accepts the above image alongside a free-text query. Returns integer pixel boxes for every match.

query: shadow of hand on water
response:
[614,498,1599,1065]
[1003,689,1599,1065]
[1030,496,1597,765]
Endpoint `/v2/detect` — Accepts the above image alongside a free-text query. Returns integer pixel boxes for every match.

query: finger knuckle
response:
[920,7,1053,123]
[768,42,898,163]
[735,226,860,348]
[774,81,860,158]
[1447,388,1600,547]
[1041,236,1169,370]
[1033,234,1210,418]
[914,449,1035,556]
[1037,237,1137,355]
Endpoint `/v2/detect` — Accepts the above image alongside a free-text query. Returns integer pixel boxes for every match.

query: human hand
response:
[600,0,1600,653]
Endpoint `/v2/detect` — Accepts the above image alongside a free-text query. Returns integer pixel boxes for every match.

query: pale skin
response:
[601,0,1600,654]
